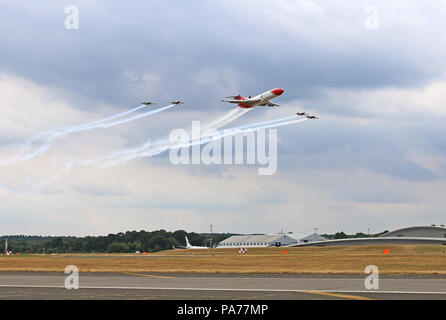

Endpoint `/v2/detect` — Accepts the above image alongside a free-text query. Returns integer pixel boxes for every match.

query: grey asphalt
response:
[0,272,445,300]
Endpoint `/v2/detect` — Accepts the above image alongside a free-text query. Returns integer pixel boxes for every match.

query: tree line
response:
[0,230,233,254]
[0,229,392,254]
[321,230,389,240]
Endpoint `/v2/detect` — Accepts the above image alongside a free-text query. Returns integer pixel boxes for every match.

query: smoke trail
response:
[82,108,255,167]
[76,116,307,169]
[224,115,298,132]
[203,108,245,130]
[79,105,148,127]
[22,105,147,151]
[1,104,175,166]
[79,107,252,167]
[205,108,252,131]
[32,104,174,141]
[135,118,308,162]
[100,104,174,128]
[165,118,307,154]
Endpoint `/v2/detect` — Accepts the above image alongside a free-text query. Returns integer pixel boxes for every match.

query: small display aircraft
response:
[170,100,185,106]
[141,101,156,106]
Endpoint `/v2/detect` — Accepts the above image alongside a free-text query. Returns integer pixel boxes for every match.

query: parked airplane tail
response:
[185,236,191,248]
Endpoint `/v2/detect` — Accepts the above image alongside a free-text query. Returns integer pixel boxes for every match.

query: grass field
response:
[0,245,445,274]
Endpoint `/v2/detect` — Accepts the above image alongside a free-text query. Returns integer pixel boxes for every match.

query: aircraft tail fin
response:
[185,236,191,248]
[225,95,244,100]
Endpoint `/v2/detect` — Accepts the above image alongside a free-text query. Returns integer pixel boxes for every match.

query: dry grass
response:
[1,245,445,274]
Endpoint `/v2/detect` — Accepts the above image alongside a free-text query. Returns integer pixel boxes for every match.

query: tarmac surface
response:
[0,272,446,300]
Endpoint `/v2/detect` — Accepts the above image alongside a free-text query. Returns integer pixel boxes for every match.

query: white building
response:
[217,234,298,248]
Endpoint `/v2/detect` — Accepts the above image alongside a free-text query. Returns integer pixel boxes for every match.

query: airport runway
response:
[0,272,445,300]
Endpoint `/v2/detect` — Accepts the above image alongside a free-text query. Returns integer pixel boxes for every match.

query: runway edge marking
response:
[303,290,375,300]
[121,272,173,279]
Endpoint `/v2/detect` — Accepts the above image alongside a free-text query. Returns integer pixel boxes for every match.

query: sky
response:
[0,0,446,236]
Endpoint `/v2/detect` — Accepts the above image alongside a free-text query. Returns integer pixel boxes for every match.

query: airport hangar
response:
[217,233,327,248]
[291,225,446,247]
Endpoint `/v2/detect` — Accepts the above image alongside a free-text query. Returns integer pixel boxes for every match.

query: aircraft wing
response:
[259,100,279,107]
[222,99,261,105]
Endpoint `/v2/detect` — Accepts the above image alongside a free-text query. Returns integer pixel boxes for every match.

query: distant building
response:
[299,233,328,243]
[292,225,446,247]
[379,226,446,238]
[217,234,298,248]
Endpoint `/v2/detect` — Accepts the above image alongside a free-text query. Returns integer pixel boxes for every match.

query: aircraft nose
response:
[272,88,284,96]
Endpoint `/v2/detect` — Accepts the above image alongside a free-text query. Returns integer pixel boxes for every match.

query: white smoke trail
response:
[157,118,307,156]
[79,105,148,127]
[75,116,307,169]
[73,107,252,169]
[205,108,252,132]
[1,104,175,166]
[26,115,307,192]
[77,107,255,168]
[100,104,174,128]
[216,114,298,133]
[21,105,147,151]
[203,108,245,130]
[30,104,174,142]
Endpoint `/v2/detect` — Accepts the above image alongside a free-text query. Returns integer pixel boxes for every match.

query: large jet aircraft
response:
[222,88,285,108]
[171,236,209,250]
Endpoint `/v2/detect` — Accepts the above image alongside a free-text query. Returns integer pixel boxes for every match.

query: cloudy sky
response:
[0,0,445,236]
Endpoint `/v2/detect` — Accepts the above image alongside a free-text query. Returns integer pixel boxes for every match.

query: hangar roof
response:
[300,233,328,242]
[291,237,446,247]
[379,225,446,238]
[219,234,296,244]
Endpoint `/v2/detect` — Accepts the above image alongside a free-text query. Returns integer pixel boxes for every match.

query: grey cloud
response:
[0,1,445,110]
[276,118,437,182]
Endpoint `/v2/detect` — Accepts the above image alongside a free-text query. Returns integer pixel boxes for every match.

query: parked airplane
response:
[185,236,208,249]
[222,88,285,108]
[171,236,209,250]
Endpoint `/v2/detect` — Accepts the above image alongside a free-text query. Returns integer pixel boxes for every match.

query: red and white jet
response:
[222,88,285,108]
